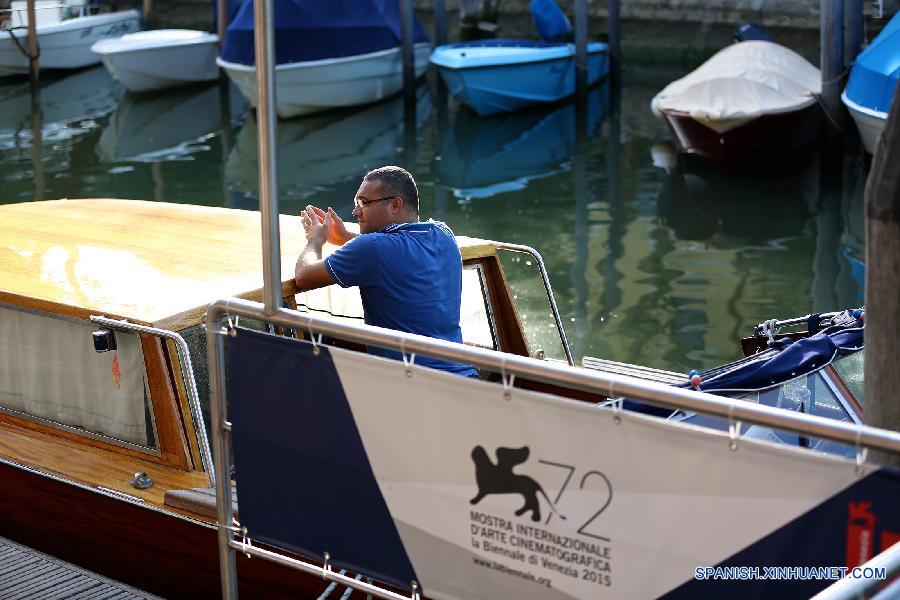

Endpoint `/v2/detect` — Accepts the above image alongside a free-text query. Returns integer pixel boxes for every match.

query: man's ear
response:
[390,196,404,213]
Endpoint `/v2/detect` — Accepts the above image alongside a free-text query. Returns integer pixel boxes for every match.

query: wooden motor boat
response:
[0,198,885,598]
[0,2,141,77]
[651,41,822,169]
[0,198,536,597]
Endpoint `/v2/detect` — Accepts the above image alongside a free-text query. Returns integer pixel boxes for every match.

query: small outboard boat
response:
[0,1,141,77]
[430,0,609,116]
[92,30,220,93]
[842,12,900,154]
[651,40,821,169]
[217,0,431,119]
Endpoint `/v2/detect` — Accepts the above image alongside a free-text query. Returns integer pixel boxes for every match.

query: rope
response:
[811,69,849,135]
[6,26,39,61]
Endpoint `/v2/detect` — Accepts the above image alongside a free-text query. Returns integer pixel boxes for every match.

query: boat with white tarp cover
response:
[651,40,822,168]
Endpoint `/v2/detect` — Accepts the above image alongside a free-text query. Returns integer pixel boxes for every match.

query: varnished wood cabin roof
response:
[0,199,496,329]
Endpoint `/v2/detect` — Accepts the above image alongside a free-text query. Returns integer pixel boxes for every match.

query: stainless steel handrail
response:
[753,310,844,336]
[90,316,215,486]
[207,298,900,455]
[811,539,900,600]
[229,541,418,600]
[493,242,575,366]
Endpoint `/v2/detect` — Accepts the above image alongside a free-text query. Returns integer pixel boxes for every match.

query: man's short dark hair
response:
[364,166,419,216]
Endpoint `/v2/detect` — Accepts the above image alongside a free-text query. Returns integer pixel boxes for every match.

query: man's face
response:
[352,179,400,234]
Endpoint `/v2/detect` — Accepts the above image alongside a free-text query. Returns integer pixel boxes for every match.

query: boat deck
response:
[0,536,157,599]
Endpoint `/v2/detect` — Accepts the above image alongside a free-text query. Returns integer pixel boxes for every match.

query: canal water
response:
[0,45,866,375]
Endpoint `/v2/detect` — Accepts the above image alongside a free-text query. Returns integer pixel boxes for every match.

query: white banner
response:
[327,346,869,599]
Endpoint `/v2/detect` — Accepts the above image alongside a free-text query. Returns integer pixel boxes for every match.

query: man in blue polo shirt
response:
[294,166,477,377]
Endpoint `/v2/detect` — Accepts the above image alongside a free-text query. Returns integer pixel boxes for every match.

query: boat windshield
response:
[832,349,864,406]
[675,368,856,457]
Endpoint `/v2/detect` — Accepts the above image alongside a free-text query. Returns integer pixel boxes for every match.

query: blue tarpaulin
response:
[219,0,430,66]
[844,11,900,114]
[530,0,571,42]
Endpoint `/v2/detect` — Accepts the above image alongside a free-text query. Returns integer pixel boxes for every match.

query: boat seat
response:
[581,356,685,385]
[164,487,238,519]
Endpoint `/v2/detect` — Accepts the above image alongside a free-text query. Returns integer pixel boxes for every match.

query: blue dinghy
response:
[842,12,900,154]
[430,0,609,116]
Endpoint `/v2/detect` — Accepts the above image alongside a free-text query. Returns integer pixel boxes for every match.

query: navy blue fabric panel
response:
[210,0,244,34]
[227,329,419,590]
[221,0,429,66]
[701,333,837,392]
[662,467,900,599]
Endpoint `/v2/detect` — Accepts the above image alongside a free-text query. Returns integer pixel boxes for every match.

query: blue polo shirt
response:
[324,220,477,377]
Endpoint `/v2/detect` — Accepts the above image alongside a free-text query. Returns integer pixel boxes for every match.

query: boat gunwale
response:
[216,41,432,72]
[91,31,219,56]
[430,42,607,71]
[0,8,141,38]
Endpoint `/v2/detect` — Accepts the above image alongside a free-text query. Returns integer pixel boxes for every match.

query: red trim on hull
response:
[661,104,822,170]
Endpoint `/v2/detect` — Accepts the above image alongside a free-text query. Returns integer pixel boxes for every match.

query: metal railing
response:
[206,297,900,599]
[494,242,575,366]
[91,316,215,486]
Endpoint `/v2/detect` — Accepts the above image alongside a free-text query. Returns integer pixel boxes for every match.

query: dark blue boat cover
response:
[209,0,244,35]
[845,11,900,113]
[530,0,571,42]
[694,313,864,394]
[220,0,430,66]
[624,311,864,416]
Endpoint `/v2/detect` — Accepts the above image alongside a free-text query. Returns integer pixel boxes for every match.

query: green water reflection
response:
[0,65,866,374]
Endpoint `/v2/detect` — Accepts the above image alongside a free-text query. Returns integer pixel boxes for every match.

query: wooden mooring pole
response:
[608,0,621,92]
[400,0,415,97]
[434,0,447,46]
[26,0,38,84]
[820,0,844,132]
[843,0,863,68]
[217,0,227,42]
[142,0,152,26]
[574,0,588,97]
[863,86,900,467]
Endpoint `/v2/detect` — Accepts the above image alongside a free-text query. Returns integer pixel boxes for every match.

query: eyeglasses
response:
[353,195,396,210]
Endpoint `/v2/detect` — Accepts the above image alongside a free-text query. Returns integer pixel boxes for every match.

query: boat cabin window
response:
[0,306,157,449]
[461,263,498,349]
[832,350,864,406]
[498,251,566,361]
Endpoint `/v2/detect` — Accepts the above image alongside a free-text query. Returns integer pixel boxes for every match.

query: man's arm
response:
[295,206,336,291]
